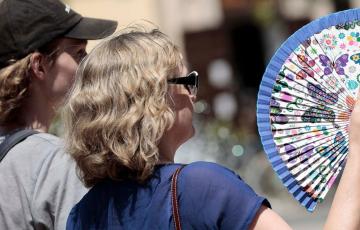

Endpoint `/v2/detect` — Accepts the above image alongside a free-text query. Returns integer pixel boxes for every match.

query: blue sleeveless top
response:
[66,162,270,230]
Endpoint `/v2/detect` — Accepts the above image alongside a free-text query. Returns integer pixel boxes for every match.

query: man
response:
[0,0,117,229]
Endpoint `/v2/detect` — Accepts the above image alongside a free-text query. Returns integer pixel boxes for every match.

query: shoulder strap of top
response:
[0,129,39,162]
[171,165,185,230]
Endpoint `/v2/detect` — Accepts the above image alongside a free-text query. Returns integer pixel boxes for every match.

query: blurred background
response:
[52,0,360,229]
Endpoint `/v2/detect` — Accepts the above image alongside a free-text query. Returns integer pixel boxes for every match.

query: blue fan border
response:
[257,8,360,212]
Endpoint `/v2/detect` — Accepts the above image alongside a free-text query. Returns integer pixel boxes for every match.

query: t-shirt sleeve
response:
[177,162,270,230]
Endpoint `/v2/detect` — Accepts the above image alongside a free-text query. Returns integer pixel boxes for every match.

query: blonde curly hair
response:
[63,27,184,187]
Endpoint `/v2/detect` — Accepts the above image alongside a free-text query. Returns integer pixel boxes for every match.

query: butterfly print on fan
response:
[284,143,298,164]
[319,54,349,75]
[285,144,315,165]
[301,105,335,123]
[306,82,342,105]
[296,54,316,79]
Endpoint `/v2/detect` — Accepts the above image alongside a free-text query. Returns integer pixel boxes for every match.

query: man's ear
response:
[29,52,46,80]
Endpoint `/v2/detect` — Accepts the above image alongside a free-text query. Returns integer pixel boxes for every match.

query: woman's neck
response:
[158,130,188,164]
[158,139,177,164]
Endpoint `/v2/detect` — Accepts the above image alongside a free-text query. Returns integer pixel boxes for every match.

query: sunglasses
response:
[167,71,199,96]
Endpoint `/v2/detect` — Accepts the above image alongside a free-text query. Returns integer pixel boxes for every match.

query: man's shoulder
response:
[2,132,66,165]
[26,132,63,147]
[14,132,65,155]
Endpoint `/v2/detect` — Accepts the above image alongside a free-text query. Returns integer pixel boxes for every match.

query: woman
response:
[64,27,360,230]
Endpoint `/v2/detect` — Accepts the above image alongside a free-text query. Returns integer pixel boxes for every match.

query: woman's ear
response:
[29,52,46,80]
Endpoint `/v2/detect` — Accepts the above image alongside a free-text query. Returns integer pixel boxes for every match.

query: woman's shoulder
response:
[177,162,270,229]
[179,161,243,186]
[183,161,234,172]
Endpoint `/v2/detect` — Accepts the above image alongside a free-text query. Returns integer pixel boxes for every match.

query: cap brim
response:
[64,17,117,40]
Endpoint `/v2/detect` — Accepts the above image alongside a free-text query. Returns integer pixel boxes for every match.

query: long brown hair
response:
[0,39,62,126]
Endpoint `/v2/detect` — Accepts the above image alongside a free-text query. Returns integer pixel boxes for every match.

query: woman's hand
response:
[349,93,360,154]
[324,91,360,230]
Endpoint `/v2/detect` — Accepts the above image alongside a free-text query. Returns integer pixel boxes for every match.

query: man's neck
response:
[1,88,56,134]
[22,95,54,133]
[0,114,51,135]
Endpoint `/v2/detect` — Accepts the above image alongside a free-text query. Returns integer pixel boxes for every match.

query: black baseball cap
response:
[0,0,118,68]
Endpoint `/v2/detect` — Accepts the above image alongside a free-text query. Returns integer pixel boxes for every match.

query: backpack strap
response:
[0,129,39,162]
[171,165,185,230]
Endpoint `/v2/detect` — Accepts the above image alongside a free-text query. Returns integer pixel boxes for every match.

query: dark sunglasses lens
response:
[188,72,198,95]
[186,85,197,95]
[192,86,197,95]
[168,71,198,95]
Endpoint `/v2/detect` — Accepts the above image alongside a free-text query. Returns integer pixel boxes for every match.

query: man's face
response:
[43,38,87,106]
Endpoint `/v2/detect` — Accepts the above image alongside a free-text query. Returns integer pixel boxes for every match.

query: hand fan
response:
[257,8,360,212]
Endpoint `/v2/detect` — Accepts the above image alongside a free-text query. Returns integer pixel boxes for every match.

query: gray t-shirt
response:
[0,132,87,230]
